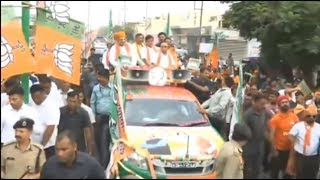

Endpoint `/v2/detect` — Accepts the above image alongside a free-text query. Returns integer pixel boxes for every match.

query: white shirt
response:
[225,96,235,124]
[1,104,39,144]
[289,121,320,156]
[278,89,286,96]
[146,46,159,63]
[102,49,110,70]
[51,81,58,92]
[1,93,9,108]
[30,97,60,148]
[109,43,137,68]
[30,85,64,108]
[81,103,96,124]
[58,88,73,106]
[151,52,175,69]
[131,43,147,65]
[202,87,233,119]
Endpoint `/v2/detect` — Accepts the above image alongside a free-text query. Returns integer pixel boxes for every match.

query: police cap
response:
[13,118,34,130]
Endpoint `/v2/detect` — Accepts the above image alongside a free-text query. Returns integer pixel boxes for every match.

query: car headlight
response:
[124,152,148,170]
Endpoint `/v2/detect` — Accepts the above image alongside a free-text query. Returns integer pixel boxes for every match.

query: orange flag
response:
[1,6,35,81]
[208,48,219,69]
[34,8,85,85]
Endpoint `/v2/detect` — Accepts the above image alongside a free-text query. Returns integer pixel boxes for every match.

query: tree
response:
[222,1,320,86]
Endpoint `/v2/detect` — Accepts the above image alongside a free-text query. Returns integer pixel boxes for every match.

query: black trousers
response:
[295,152,319,179]
[225,123,230,141]
[243,142,265,179]
[263,139,271,171]
[209,116,225,137]
[94,114,111,168]
[270,150,294,179]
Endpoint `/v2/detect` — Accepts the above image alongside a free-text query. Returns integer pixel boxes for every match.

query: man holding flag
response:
[229,60,246,141]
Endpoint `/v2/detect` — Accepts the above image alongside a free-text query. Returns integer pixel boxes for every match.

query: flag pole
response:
[22,1,30,103]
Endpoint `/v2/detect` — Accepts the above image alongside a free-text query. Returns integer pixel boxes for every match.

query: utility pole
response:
[146,1,148,21]
[199,1,203,38]
[85,1,91,59]
[194,1,204,58]
[123,1,126,26]
[145,1,148,34]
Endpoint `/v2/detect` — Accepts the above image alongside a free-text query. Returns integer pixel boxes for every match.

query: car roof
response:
[126,85,197,102]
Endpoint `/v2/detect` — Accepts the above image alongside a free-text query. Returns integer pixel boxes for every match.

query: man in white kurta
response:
[109,31,137,68]
[102,40,115,70]
[131,33,147,66]
[145,35,159,66]
[151,42,177,70]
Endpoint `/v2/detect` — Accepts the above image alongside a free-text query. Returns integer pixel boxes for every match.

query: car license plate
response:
[166,161,197,168]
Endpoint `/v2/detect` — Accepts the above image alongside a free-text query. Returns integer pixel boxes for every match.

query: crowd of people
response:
[1,30,319,179]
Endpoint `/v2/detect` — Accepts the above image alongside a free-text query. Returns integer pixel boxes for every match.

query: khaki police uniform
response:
[215,140,244,179]
[1,118,46,179]
[1,141,46,179]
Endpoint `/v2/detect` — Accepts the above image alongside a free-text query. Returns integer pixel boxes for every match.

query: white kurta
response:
[131,43,147,65]
[109,43,137,68]
[102,49,110,70]
[146,46,159,64]
[151,52,176,69]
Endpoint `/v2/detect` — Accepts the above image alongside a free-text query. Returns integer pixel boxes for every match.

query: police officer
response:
[1,118,46,179]
[215,123,252,179]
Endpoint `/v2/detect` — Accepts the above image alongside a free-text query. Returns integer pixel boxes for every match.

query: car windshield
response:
[125,99,209,126]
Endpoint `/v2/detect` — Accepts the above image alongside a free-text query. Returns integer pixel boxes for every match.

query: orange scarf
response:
[146,46,158,65]
[169,47,178,66]
[135,43,143,60]
[303,122,314,154]
[156,52,174,69]
[115,43,131,60]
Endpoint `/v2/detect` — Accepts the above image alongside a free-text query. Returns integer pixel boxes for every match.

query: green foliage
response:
[222,1,320,82]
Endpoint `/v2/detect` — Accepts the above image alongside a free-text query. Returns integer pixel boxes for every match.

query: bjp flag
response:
[207,48,219,69]
[34,8,85,85]
[1,6,35,81]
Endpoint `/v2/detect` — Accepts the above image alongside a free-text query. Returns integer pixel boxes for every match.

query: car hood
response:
[126,126,224,158]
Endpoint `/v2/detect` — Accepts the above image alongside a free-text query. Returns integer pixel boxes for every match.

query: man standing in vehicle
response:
[109,31,136,68]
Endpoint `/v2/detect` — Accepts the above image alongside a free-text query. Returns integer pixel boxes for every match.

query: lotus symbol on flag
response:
[46,1,70,23]
[1,36,14,69]
[53,43,74,75]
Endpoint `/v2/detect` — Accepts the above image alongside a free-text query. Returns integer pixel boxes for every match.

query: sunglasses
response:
[306,115,317,118]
